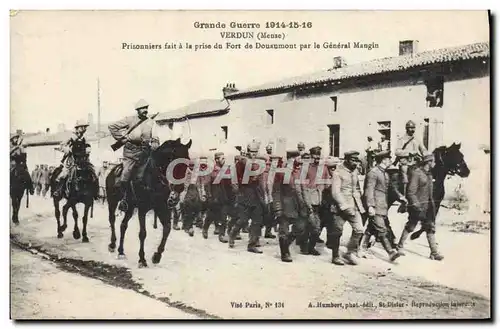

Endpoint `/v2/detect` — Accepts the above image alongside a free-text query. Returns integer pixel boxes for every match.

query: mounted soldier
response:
[396,120,428,163]
[108,99,160,212]
[53,120,98,199]
[10,132,34,195]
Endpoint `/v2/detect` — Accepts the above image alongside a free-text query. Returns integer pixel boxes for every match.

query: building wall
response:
[228,80,439,157]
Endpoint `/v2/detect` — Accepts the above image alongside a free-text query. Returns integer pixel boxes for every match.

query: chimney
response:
[332,56,347,69]
[399,40,419,56]
[222,83,239,98]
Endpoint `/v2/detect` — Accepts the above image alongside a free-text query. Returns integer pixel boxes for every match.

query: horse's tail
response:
[26,188,29,208]
[90,200,94,218]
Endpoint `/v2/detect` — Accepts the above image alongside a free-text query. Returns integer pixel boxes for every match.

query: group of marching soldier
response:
[10,98,443,266]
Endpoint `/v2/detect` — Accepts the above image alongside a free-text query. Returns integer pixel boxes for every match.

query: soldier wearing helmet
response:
[10,132,35,195]
[108,99,160,211]
[395,120,428,162]
[53,119,97,198]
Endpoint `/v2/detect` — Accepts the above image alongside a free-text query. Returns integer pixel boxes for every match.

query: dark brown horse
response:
[105,138,191,267]
[10,164,34,225]
[50,159,99,242]
[410,142,470,240]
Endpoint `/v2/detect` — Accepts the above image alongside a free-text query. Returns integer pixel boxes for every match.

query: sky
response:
[10,10,489,133]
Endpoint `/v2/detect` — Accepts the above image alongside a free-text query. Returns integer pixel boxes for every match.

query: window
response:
[328,124,340,157]
[330,96,338,113]
[425,76,444,108]
[221,126,228,141]
[266,110,274,125]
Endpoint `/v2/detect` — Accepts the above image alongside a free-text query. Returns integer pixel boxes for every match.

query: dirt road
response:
[10,195,491,319]
[10,245,199,319]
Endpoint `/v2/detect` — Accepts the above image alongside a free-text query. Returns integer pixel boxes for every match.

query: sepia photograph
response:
[9,10,491,319]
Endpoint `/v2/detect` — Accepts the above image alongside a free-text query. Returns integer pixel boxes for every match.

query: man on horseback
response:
[108,99,160,212]
[396,120,428,163]
[10,132,34,195]
[53,120,99,199]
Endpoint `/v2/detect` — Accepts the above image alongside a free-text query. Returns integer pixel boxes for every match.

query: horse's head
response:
[153,138,192,205]
[433,143,470,178]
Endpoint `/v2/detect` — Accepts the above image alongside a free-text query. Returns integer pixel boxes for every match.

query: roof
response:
[22,127,110,147]
[156,99,230,123]
[228,42,490,98]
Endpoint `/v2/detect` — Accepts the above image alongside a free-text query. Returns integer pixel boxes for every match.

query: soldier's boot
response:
[247,235,263,254]
[308,234,321,256]
[330,234,345,266]
[299,235,309,255]
[242,222,249,234]
[279,237,293,263]
[379,234,402,262]
[265,226,276,239]
[213,226,220,235]
[397,229,411,256]
[427,232,444,261]
[344,233,363,265]
[358,231,373,259]
[228,227,238,248]
[118,181,129,212]
[218,224,228,243]
[202,217,210,239]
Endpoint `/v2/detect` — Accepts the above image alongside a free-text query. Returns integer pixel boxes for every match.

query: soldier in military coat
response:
[108,99,159,211]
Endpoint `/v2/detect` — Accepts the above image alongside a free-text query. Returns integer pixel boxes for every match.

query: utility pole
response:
[97,77,101,148]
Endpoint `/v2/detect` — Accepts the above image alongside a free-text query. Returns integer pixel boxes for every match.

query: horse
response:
[50,157,99,242]
[105,138,191,268]
[409,142,470,240]
[10,164,34,225]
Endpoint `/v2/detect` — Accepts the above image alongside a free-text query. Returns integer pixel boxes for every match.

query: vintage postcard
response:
[9,10,491,319]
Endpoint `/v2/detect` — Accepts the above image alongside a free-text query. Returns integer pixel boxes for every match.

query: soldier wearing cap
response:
[361,150,402,262]
[108,99,160,211]
[299,146,330,256]
[329,150,365,265]
[54,119,98,198]
[396,120,428,162]
[202,151,239,243]
[319,156,340,249]
[260,147,277,240]
[180,158,207,237]
[97,161,110,202]
[297,142,306,156]
[228,141,267,253]
[271,153,308,262]
[397,153,443,261]
[10,132,35,195]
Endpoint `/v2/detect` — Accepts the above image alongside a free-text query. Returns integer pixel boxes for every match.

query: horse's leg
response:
[61,200,72,234]
[117,206,135,259]
[70,203,81,240]
[152,203,171,265]
[53,197,63,238]
[153,212,158,229]
[108,196,119,252]
[82,201,91,243]
[138,207,148,268]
